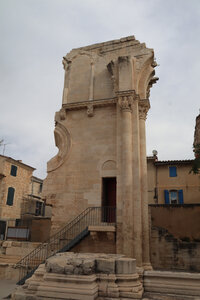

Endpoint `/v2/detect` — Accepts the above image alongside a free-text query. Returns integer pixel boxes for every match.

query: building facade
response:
[0,155,35,222]
[147,156,200,204]
[42,36,158,267]
[0,155,48,240]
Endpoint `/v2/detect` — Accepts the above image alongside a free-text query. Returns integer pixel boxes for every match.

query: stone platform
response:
[11,252,143,299]
[144,270,200,300]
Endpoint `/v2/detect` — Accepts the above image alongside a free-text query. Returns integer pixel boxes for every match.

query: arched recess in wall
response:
[100,159,117,178]
[47,123,71,173]
[137,56,155,99]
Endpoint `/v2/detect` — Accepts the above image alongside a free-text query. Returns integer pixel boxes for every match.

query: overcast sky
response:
[0,0,200,179]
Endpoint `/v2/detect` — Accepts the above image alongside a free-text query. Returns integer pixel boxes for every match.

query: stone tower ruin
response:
[194,114,200,149]
[43,36,158,267]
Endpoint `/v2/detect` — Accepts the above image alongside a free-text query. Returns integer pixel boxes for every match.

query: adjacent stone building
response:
[0,155,50,241]
[43,36,158,267]
[0,155,35,222]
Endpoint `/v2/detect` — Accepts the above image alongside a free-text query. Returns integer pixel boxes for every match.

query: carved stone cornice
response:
[62,98,116,112]
[55,108,66,123]
[117,90,138,112]
[138,99,150,120]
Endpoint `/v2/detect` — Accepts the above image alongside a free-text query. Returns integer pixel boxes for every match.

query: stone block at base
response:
[144,270,200,299]
[12,253,143,299]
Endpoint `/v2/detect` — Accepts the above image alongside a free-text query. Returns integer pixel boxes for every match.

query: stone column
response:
[62,57,71,104]
[118,91,133,257]
[132,95,142,266]
[89,61,94,100]
[139,99,151,268]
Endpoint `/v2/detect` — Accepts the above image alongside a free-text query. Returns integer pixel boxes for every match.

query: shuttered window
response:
[10,165,17,177]
[169,166,177,177]
[6,187,15,206]
[178,190,184,204]
[164,189,184,204]
[164,190,170,204]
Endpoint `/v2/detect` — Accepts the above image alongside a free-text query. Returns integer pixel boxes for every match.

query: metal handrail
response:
[16,206,116,285]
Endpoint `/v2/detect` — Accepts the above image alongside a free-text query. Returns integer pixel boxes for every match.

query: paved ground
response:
[0,280,17,299]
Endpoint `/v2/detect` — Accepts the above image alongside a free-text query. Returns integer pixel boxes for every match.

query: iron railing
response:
[16,206,116,285]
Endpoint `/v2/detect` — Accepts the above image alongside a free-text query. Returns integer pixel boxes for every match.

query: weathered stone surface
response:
[149,206,200,273]
[116,257,136,274]
[42,35,158,267]
[64,262,74,274]
[81,258,95,275]
[96,258,115,274]
[144,270,200,299]
[45,256,66,274]
[12,253,143,299]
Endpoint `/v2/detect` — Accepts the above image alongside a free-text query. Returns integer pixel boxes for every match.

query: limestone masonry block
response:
[96,258,115,274]
[116,257,136,274]
[12,252,143,299]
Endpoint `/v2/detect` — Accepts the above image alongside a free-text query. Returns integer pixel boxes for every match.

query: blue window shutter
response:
[164,190,170,204]
[169,166,177,177]
[178,190,184,204]
[6,187,15,206]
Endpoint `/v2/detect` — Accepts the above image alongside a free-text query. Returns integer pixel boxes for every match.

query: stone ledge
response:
[88,226,116,232]
[144,270,200,298]
[62,98,116,111]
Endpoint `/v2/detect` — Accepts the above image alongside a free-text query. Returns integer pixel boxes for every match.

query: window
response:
[15,219,21,227]
[10,165,17,177]
[170,190,178,204]
[6,187,15,206]
[164,189,184,204]
[39,183,42,193]
[169,166,177,177]
[35,201,44,216]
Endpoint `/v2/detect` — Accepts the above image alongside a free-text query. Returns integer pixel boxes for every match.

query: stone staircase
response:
[15,206,116,285]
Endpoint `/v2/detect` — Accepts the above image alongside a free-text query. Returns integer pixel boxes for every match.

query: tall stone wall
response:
[72,231,116,254]
[30,218,51,242]
[43,36,158,266]
[150,204,200,272]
